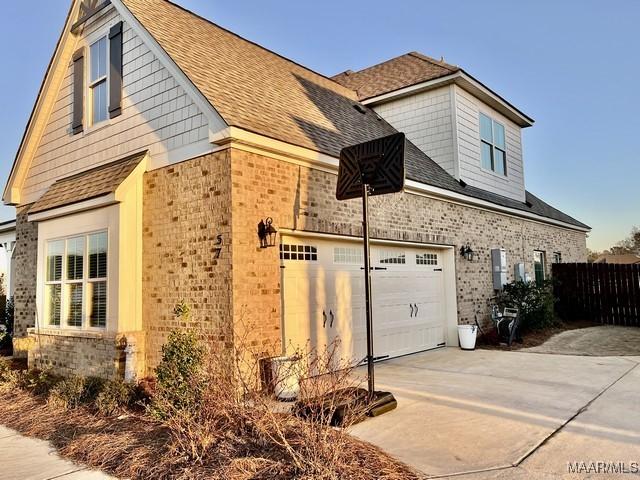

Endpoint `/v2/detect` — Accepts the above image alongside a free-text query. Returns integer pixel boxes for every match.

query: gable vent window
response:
[480,113,507,176]
[89,37,108,125]
[43,231,108,329]
[280,244,318,261]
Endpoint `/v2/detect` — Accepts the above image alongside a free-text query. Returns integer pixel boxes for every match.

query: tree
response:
[614,226,640,255]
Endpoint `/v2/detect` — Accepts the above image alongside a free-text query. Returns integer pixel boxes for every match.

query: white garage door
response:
[281,236,447,365]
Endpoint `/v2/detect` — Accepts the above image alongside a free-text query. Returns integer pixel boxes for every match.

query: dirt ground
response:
[477,319,600,351]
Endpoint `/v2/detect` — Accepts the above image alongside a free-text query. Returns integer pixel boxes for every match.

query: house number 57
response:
[213,234,223,259]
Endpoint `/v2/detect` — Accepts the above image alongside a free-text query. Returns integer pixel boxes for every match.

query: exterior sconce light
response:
[460,245,475,262]
[258,217,277,248]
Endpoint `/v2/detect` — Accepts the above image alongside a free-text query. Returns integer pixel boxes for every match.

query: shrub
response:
[95,379,143,416]
[152,330,207,418]
[48,375,89,409]
[0,297,13,352]
[496,280,556,331]
[0,357,15,389]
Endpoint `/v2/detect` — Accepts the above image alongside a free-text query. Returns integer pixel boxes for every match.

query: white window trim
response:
[534,250,546,282]
[43,230,109,331]
[87,34,109,129]
[479,112,507,177]
[36,205,120,335]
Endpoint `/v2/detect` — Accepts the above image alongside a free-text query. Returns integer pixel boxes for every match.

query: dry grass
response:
[0,389,419,480]
[0,332,421,480]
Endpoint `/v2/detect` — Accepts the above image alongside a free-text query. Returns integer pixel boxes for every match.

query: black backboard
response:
[336,133,405,200]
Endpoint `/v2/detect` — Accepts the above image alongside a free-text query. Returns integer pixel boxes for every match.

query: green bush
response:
[496,280,556,331]
[48,375,89,409]
[152,330,207,418]
[95,379,141,415]
[0,297,14,352]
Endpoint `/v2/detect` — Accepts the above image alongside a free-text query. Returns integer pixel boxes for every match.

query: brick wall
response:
[12,205,38,358]
[27,330,126,379]
[229,148,586,346]
[142,150,233,373]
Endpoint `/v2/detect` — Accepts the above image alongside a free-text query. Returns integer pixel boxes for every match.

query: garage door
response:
[281,236,446,364]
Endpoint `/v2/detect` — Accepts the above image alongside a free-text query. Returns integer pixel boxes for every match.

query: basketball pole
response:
[362,181,375,398]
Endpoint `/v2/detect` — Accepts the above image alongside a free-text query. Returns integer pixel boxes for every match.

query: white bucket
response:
[270,356,300,401]
[458,325,478,350]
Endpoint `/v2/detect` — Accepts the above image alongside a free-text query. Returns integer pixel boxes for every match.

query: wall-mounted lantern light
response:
[460,245,475,262]
[258,217,278,248]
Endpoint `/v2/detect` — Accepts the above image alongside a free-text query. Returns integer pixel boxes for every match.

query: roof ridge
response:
[333,51,458,79]
[159,0,356,98]
[407,51,458,72]
[332,52,417,78]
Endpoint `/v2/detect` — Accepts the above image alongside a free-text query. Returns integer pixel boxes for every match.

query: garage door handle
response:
[409,304,414,317]
[329,310,334,327]
[414,303,419,317]
[322,310,327,328]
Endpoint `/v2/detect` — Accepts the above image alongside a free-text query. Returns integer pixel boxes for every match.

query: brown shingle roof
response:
[117,0,588,230]
[594,254,640,265]
[332,52,460,100]
[122,0,402,159]
[30,152,146,214]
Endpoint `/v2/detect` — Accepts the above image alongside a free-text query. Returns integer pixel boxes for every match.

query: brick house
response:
[4,0,589,379]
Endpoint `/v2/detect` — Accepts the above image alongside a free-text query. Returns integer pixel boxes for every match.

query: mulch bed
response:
[0,390,421,480]
[477,319,600,351]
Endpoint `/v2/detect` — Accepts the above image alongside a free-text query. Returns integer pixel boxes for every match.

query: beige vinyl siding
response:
[455,85,525,202]
[21,5,210,205]
[372,86,456,177]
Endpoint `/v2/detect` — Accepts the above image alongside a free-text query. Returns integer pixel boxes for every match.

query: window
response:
[279,244,317,261]
[380,250,406,264]
[44,232,108,328]
[44,241,63,326]
[89,37,108,125]
[416,253,438,265]
[534,250,546,286]
[553,252,562,264]
[334,247,363,265]
[480,113,507,175]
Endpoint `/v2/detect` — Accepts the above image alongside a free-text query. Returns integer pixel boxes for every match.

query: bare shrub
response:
[154,316,387,479]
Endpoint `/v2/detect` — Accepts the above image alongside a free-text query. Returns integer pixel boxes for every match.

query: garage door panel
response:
[282,237,447,362]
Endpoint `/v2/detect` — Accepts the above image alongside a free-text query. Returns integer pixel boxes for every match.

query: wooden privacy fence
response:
[553,263,640,326]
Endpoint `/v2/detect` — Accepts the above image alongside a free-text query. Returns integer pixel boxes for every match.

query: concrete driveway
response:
[350,348,640,478]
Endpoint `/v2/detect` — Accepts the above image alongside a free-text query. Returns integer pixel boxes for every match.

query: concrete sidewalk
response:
[0,425,114,480]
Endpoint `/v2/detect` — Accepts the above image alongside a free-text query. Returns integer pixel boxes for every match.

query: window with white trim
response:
[416,253,438,265]
[379,250,406,264]
[89,36,108,125]
[44,231,108,328]
[480,113,507,175]
[334,247,363,265]
[553,252,562,264]
[279,244,317,261]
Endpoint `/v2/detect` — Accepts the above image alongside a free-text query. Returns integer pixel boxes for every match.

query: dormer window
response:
[71,21,123,135]
[480,113,507,176]
[89,36,108,125]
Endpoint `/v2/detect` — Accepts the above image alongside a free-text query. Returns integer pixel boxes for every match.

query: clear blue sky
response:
[1,0,638,251]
